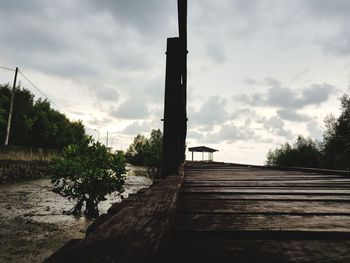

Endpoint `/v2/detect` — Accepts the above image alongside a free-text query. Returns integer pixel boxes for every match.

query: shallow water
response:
[0,167,152,263]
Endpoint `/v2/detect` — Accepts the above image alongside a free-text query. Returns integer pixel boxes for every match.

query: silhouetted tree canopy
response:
[125,129,163,177]
[321,94,350,170]
[0,84,85,149]
[266,136,321,168]
[125,134,148,166]
[267,94,350,170]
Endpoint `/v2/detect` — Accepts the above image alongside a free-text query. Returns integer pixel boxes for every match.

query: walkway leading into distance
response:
[163,162,350,262]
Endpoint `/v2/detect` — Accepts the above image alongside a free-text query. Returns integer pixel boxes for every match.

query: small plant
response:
[51,136,126,217]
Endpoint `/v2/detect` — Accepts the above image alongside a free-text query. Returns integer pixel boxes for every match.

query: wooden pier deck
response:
[163,163,350,262]
[47,162,350,262]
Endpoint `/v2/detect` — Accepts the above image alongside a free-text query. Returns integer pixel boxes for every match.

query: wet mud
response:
[0,170,152,263]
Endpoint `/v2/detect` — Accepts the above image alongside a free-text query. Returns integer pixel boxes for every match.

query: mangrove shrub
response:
[51,136,126,217]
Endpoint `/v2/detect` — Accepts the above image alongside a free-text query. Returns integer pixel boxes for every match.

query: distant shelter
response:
[188,146,218,162]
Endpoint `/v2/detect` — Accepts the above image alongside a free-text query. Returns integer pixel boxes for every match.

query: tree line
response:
[266,94,350,170]
[0,84,85,149]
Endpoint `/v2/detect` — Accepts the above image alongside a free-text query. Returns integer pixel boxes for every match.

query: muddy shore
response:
[0,173,152,263]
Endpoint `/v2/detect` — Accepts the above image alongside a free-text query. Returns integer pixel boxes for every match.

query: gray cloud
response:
[230,108,257,120]
[111,98,149,120]
[218,124,256,143]
[244,78,260,85]
[87,117,112,127]
[122,121,152,135]
[85,0,174,35]
[258,116,293,139]
[234,80,335,109]
[304,0,350,56]
[187,130,205,140]
[205,41,228,64]
[302,84,336,105]
[190,96,229,126]
[110,50,153,72]
[306,120,323,139]
[95,87,120,101]
[322,31,350,57]
[306,0,350,19]
[143,76,164,104]
[0,0,173,82]
[276,109,312,122]
[202,123,257,144]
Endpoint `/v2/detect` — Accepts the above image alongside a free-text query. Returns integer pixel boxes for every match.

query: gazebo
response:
[188,146,218,162]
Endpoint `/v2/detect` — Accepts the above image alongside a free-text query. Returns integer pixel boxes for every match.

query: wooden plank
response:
[186,172,349,179]
[180,193,350,201]
[178,199,350,214]
[181,187,350,194]
[176,213,350,232]
[184,178,350,182]
[183,181,350,187]
[171,164,350,262]
[185,175,345,180]
[161,237,350,263]
[186,169,330,174]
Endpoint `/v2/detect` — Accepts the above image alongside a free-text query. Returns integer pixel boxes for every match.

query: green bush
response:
[51,136,126,217]
[266,94,350,170]
[125,129,163,178]
[266,136,321,168]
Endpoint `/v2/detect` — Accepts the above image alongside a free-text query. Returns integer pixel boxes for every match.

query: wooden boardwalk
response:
[47,162,350,262]
[163,163,350,262]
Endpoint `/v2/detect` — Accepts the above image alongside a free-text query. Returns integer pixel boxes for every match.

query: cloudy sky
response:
[1,0,349,164]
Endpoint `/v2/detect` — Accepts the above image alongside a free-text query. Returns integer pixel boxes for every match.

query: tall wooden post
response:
[178,0,188,164]
[162,0,188,176]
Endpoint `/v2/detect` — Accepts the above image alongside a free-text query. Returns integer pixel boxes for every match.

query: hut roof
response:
[188,146,218,153]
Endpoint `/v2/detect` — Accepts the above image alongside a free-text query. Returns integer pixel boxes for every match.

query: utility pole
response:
[5,67,18,146]
[106,132,109,147]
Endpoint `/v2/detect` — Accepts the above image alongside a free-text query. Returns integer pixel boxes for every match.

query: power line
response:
[18,70,63,112]
[0,65,15,72]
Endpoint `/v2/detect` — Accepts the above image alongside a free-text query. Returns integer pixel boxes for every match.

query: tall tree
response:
[0,84,85,149]
[322,95,350,170]
[125,129,163,177]
[144,129,163,177]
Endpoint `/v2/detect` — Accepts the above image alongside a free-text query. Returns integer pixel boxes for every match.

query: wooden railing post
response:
[162,0,188,176]
[163,38,182,176]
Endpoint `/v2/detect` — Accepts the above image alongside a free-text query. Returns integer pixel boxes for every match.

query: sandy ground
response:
[0,173,152,263]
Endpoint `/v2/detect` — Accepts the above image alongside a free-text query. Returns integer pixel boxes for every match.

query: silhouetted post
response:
[5,67,18,146]
[162,0,188,176]
[163,38,182,175]
[178,0,188,164]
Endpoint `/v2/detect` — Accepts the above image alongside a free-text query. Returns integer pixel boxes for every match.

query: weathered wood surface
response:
[164,238,350,263]
[46,174,183,263]
[162,163,350,262]
[46,163,350,262]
